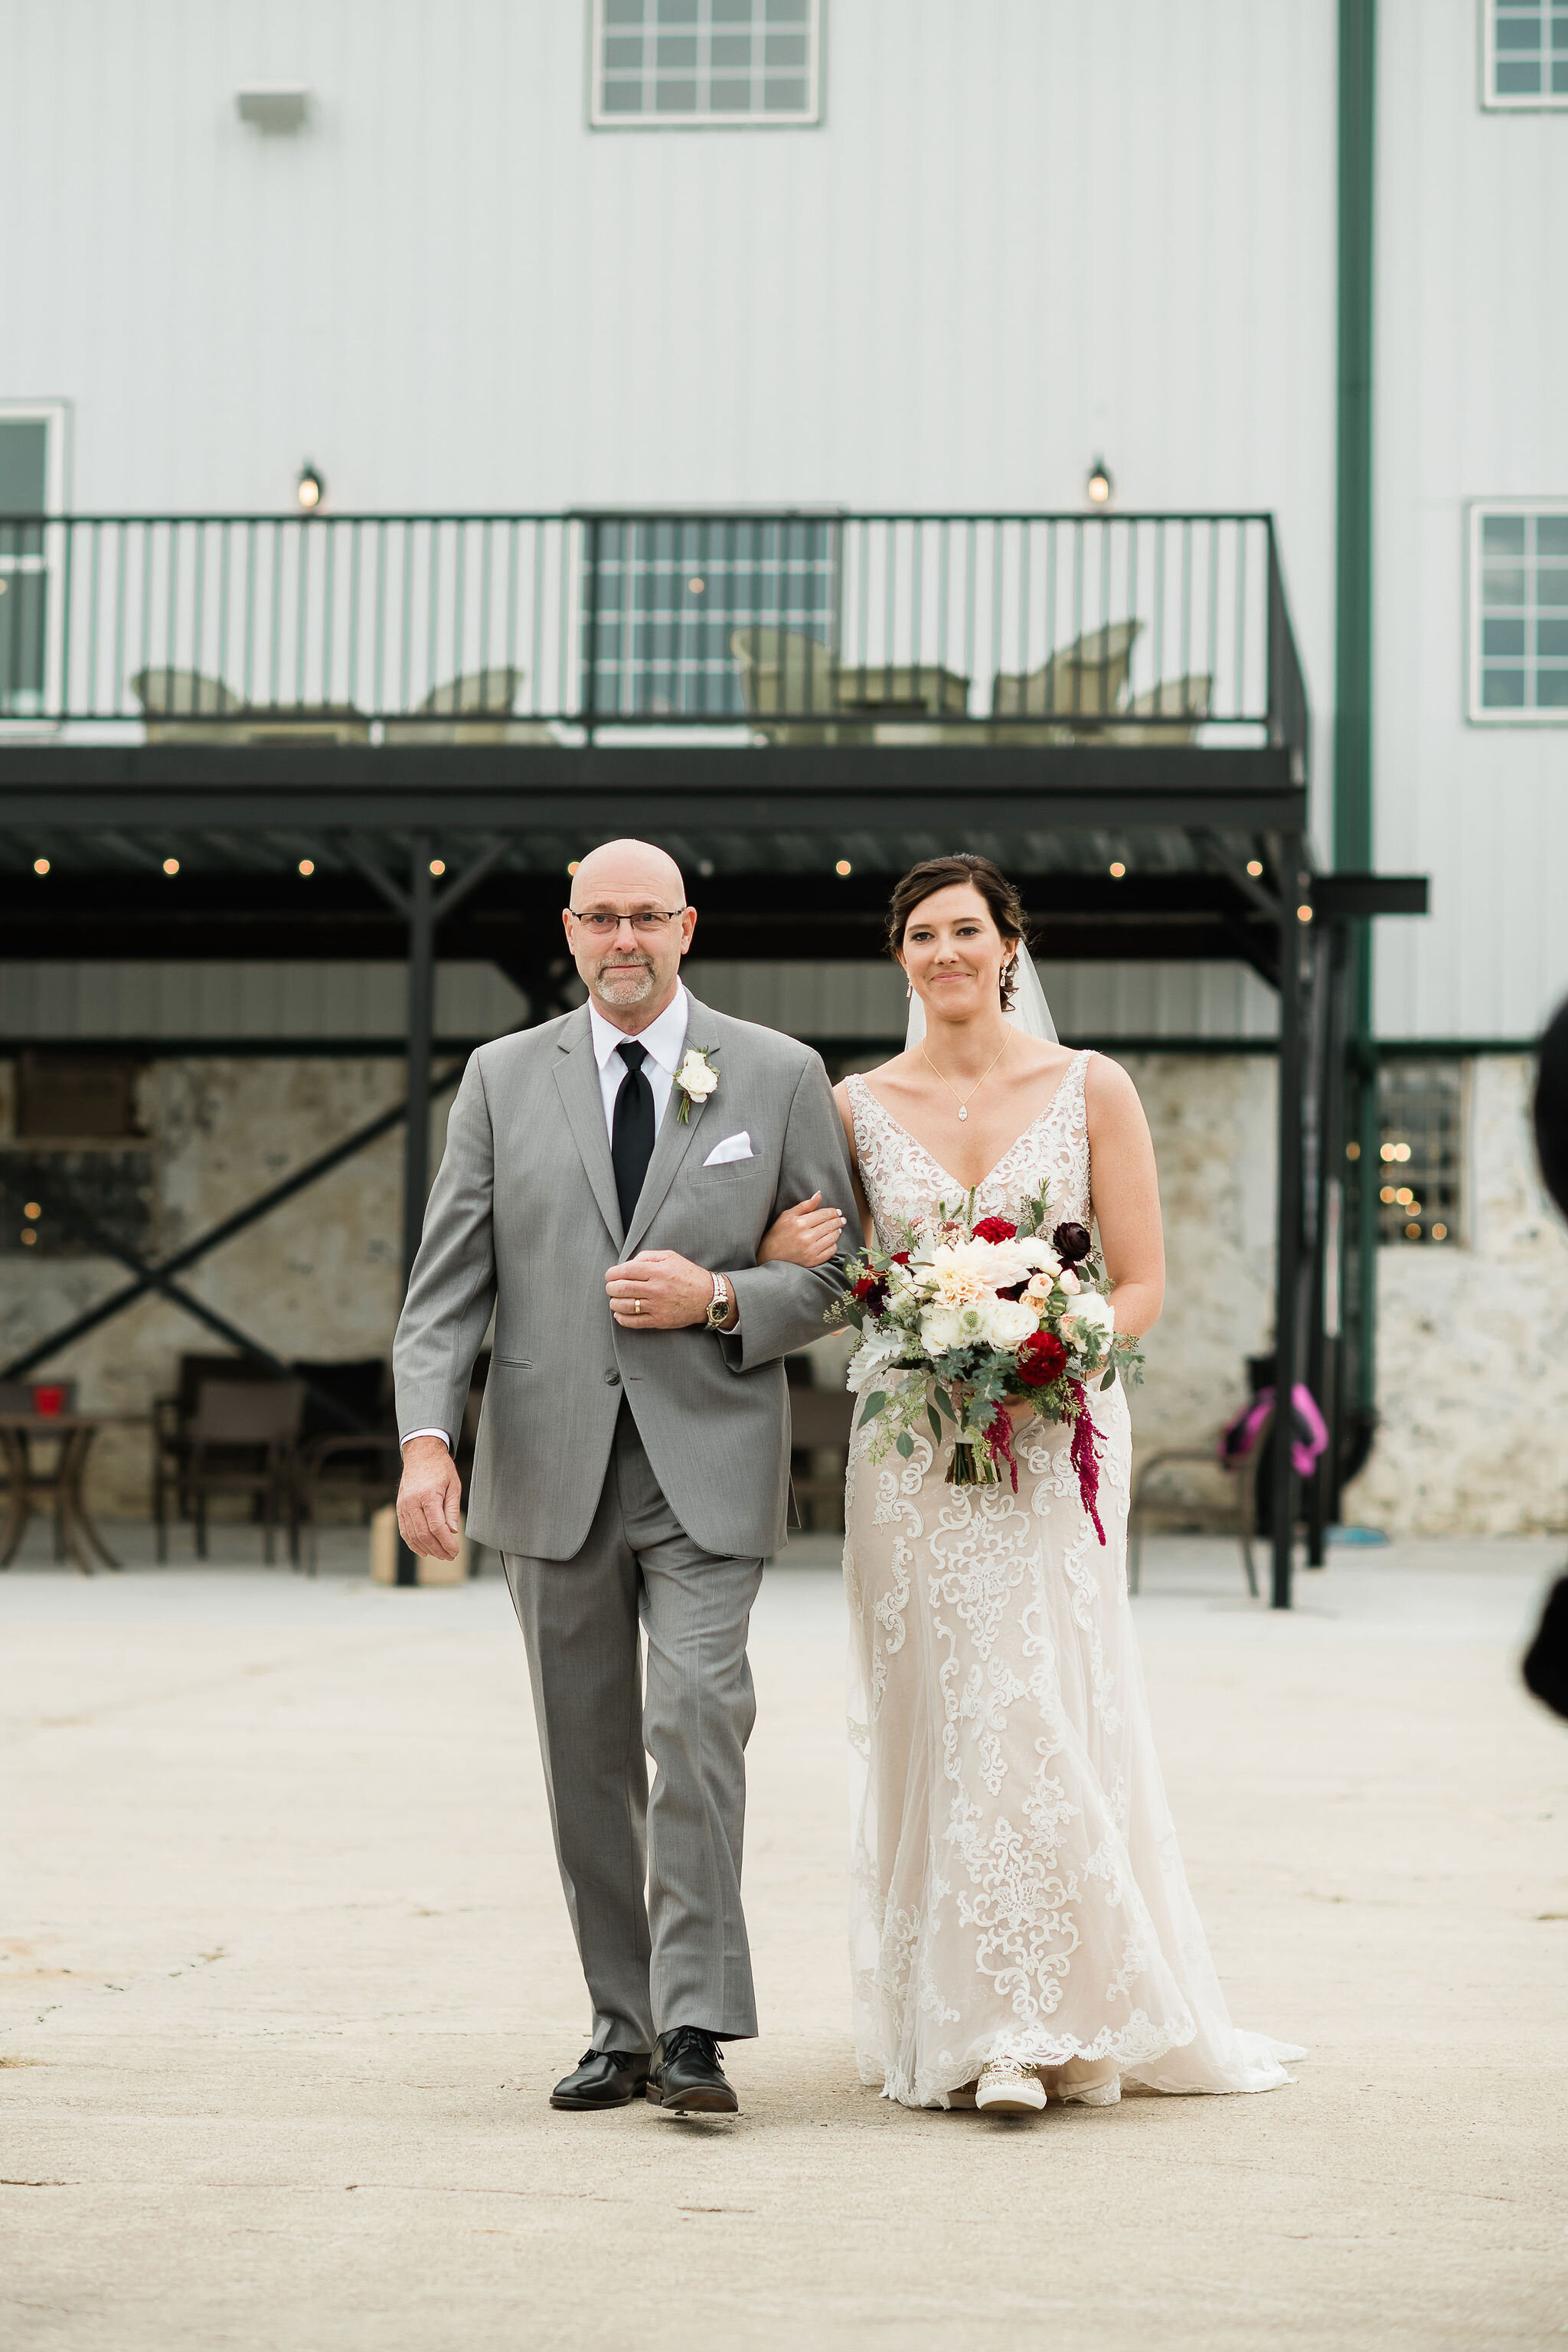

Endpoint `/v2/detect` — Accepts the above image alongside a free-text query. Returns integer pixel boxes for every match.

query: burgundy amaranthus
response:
[985,1406,1020,1494]
[1067,1380,1106,1544]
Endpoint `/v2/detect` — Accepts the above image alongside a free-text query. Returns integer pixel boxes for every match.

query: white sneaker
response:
[975,2058,1047,2115]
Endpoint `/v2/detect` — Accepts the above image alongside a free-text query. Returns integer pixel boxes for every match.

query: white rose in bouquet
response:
[987,1295,1038,1348]
[1062,1289,1115,1343]
[919,1305,964,1356]
[1017,1238,1063,1276]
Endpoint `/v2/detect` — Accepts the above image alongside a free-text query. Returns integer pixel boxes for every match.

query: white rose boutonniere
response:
[675,1044,720,1123]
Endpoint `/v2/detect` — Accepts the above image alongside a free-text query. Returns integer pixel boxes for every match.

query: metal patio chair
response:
[131,668,370,743]
[730,626,873,744]
[1127,1418,1269,1599]
[990,619,1143,737]
[381,666,556,743]
[1100,672,1214,745]
[184,1377,306,1566]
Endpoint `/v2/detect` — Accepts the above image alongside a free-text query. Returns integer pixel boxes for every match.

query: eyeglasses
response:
[568,906,687,936]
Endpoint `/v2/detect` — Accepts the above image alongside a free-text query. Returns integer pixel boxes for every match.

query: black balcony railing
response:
[0,509,1308,761]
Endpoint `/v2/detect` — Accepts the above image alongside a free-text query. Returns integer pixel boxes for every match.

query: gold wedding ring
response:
[633,1298,643,1314]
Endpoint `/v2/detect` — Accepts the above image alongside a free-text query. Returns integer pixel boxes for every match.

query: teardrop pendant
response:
[957,1105,968,1121]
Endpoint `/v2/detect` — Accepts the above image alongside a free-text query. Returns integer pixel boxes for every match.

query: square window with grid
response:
[1377,1063,1464,1246]
[1469,505,1568,720]
[1483,0,1568,104]
[591,0,821,126]
[581,517,838,718]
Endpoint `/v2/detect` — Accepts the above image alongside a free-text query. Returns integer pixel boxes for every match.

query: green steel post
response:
[1336,0,1378,1420]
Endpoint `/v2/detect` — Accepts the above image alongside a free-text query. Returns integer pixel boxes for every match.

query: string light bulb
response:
[1086,457,1113,507]
[835,859,851,876]
[298,858,315,877]
[296,462,325,511]
[162,858,180,876]
[33,857,49,875]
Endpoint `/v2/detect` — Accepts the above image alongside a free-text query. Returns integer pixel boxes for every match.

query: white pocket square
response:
[703,1130,753,1167]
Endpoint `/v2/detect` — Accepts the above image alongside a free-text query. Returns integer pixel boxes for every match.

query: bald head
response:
[562,838,696,1031]
[569,838,685,911]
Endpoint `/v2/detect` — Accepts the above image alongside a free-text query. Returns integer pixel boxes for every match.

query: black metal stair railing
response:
[0,508,1306,760]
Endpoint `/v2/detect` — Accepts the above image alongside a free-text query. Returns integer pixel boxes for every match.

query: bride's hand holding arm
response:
[1084,1056,1165,1338]
[759,1078,880,1266]
[757,1191,847,1269]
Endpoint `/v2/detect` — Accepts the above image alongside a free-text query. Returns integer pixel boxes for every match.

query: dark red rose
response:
[852,1272,889,1312]
[1015,1329,1068,1388]
[972,1216,1018,1244]
[1051,1220,1093,1266]
[890,1250,912,1266]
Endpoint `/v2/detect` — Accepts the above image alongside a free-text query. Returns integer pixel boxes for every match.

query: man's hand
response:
[397,1435,462,1560]
[606,1250,731,1330]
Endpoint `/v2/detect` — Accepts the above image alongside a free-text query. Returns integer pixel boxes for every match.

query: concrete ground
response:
[2,1524,1565,2352]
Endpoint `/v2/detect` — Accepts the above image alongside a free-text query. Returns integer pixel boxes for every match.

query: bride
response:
[763,854,1302,2116]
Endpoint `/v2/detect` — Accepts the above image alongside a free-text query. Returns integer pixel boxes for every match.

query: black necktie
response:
[610,1040,655,1236]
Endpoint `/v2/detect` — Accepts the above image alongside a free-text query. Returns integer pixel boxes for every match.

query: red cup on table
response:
[32,1383,67,1418]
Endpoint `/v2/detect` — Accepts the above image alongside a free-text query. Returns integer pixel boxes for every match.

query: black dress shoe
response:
[646,2027,739,2114]
[549,2047,651,2110]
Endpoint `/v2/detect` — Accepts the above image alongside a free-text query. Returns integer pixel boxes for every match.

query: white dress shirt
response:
[400,982,732,1450]
[588,979,689,1138]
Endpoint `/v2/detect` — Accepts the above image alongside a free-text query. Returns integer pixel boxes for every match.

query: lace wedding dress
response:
[842,1054,1303,2109]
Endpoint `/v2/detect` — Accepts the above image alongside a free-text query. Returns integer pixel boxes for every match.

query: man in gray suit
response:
[394,838,856,2115]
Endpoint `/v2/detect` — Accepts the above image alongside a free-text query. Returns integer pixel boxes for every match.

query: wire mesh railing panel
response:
[2,511,1299,752]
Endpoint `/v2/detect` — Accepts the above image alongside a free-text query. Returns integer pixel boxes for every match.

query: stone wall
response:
[1344,1056,1568,1537]
[0,1057,453,1519]
[3,1045,1562,1536]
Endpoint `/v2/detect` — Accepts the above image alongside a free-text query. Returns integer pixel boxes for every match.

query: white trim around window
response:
[0,400,71,733]
[1481,0,1568,108]
[590,0,822,129]
[1468,501,1568,724]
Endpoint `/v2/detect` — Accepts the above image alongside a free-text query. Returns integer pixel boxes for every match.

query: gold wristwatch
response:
[704,1271,731,1331]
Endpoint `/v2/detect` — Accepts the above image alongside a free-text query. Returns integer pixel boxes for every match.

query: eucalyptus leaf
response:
[858,1390,887,1427]
[895,1432,915,1459]
[933,1385,955,1421]
[926,1403,942,1443]
[1100,1367,1116,1390]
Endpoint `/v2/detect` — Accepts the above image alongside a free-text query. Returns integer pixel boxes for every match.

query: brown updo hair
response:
[887,854,1028,1011]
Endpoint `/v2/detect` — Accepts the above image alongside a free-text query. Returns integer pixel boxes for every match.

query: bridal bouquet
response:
[828,1184,1143,1541]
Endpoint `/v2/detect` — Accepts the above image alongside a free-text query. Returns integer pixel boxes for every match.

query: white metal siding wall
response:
[0,962,524,1040]
[2,0,1338,843]
[1374,0,1568,1041]
[0,957,1276,1044]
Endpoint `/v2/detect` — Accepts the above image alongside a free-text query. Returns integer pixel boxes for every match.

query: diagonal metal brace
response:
[13,1181,365,1430]
[341,834,515,926]
[2,1061,466,1383]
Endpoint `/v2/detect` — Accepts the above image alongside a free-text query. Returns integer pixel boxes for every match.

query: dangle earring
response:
[906,982,913,999]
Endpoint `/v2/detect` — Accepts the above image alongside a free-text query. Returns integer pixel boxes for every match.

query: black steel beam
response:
[0,741,1305,837]
[1312,872,1428,921]
[1270,870,1309,1608]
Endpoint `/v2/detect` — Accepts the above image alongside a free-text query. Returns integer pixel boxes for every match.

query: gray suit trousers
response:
[503,1406,764,2052]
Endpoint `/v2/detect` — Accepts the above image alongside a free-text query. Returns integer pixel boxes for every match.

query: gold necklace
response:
[921,1033,1010,1122]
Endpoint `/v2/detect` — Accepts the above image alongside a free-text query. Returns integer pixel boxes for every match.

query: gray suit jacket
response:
[392,993,859,1560]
